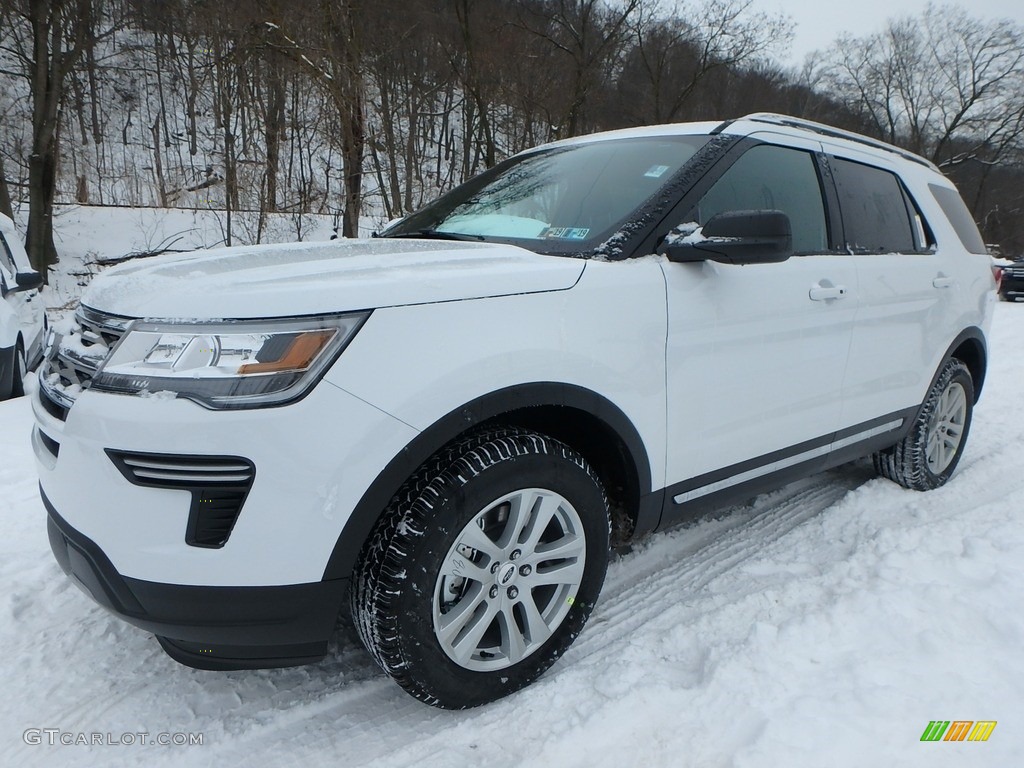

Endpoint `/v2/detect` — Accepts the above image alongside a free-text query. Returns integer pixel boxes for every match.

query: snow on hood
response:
[81,238,585,319]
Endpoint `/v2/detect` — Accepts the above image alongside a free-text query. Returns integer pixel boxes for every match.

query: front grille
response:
[1009,267,1024,279]
[38,306,132,417]
[107,450,256,549]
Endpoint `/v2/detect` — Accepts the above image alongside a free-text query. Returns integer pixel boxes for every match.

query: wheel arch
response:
[321,383,655,582]
[945,327,987,403]
[904,327,985,430]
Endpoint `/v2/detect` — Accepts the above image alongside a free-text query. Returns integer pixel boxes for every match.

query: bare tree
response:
[823,4,1024,170]
[518,0,641,137]
[622,0,789,124]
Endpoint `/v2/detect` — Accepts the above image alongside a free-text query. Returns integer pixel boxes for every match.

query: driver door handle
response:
[809,284,848,301]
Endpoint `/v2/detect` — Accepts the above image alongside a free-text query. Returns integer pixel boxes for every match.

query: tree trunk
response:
[324,0,365,238]
[151,116,167,206]
[26,149,59,274]
[0,154,14,220]
[264,57,286,213]
[26,0,68,277]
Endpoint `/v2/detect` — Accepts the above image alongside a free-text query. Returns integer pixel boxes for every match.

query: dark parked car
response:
[998,260,1024,301]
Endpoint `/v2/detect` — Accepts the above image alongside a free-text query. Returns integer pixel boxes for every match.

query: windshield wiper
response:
[378,229,485,242]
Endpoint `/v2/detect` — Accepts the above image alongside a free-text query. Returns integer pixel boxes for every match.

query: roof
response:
[525,114,938,173]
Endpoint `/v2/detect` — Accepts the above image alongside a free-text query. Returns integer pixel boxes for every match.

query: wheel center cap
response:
[497,562,518,587]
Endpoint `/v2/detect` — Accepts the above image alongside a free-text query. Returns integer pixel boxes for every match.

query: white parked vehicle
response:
[0,213,45,400]
[33,115,996,708]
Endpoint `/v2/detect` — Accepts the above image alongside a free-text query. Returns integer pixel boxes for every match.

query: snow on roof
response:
[523,121,725,154]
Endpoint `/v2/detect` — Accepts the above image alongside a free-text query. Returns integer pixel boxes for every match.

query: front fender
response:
[320,382,655,581]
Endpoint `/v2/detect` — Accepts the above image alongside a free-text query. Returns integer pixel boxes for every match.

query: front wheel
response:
[874,358,974,490]
[351,428,610,708]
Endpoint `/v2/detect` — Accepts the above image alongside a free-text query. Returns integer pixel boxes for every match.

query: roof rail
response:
[737,113,939,172]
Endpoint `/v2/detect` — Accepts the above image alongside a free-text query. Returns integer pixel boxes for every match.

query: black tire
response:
[874,358,974,491]
[350,428,610,709]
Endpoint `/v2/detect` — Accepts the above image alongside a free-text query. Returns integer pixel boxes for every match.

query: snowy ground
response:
[0,216,1022,765]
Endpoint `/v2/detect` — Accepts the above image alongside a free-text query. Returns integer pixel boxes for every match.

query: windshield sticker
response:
[644,164,671,178]
[540,227,591,240]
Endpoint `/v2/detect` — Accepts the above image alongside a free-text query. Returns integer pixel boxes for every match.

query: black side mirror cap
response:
[661,210,794,265]
[16,271,44,291]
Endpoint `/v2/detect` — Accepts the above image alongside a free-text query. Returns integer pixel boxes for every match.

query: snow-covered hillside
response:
[0,218,1021,765]
[7,203,338,317]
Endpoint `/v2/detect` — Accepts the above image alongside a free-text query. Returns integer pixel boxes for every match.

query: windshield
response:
[380,135,710,255]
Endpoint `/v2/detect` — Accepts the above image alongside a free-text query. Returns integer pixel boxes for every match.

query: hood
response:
[81,238,585,319]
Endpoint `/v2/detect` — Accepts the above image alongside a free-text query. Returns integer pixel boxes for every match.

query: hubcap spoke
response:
[457,522,504,564]
[528,533,585,564]
[497,605,528,664]
[517,493,562,553]
[436,584,487,643]
[517,590,553,646]
[943,387,966,423]
[524,557,585,587]
[496,490,536,550]
[440,555,490,585]
[449,599,500,666]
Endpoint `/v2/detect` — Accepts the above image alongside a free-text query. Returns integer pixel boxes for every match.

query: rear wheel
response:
[874,358,974,490]
[351,428,610,708]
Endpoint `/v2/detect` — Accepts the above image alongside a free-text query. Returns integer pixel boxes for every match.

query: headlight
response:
[90,313,369,409]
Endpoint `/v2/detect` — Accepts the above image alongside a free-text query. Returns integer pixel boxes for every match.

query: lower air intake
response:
[106,450,256,549]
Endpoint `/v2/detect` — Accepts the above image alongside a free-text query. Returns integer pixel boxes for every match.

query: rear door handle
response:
[809,284,848,301]
[933,275,954,289]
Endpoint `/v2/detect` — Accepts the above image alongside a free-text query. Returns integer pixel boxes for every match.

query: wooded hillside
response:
[1,0,1022,276]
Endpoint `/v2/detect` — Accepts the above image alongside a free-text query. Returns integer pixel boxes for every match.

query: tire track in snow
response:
[588,466,873,635]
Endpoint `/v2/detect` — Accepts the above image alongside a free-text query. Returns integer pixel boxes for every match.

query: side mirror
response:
[661,210,793,265]
[16,271,44,291]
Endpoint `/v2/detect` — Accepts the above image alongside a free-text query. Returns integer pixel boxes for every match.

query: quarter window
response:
[929,184,988,254]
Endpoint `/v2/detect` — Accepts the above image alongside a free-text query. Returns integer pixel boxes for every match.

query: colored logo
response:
[920,721,997,742]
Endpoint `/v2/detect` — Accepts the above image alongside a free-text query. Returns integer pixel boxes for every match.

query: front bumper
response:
[45,490,345,668]
[32,378,418,586]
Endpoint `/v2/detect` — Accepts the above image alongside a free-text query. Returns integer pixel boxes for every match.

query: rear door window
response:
[830,158,919,253]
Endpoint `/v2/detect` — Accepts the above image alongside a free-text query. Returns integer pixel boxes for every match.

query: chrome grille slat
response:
[122,458,253,473]
[130,469,253,483]
[56,349,102,375]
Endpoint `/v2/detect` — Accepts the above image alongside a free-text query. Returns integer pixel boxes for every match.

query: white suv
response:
[1,213,45,400]
[33,114,996,708]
